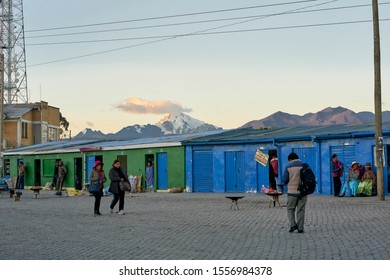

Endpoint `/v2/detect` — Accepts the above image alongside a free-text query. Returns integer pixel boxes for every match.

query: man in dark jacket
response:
[282,152,308,233]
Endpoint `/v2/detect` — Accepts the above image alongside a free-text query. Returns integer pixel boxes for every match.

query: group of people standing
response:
[331,154,376,197]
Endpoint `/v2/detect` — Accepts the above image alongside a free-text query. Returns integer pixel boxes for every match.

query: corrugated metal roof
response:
[3,130,225,155]
[182,123,390,145]
[4,104,38,119]
[5,123,390,155]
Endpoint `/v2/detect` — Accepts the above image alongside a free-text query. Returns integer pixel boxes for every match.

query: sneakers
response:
[298,230,304,233]
[289,226,297,233]
[109,208,125,215]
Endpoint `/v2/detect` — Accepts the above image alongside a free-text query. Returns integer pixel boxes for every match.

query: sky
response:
[21,0,390,136]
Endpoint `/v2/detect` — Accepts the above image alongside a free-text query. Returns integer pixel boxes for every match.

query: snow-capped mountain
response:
[156,112,217,134]
[74,113,221,140]
[111,124,164,140]
[74,128,106,139]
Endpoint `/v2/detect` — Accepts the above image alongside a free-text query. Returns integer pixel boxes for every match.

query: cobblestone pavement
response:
[1,190,390,260]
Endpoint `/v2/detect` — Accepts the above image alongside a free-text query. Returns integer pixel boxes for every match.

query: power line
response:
[26,0,344,67]
[25,2,390,40]
[25,0,317,33]
[27,0,343,46]
[26,18,390,47]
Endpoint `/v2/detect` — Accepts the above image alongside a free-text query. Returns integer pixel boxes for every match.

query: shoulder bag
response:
[119,181,131,192]
[88,181,100,193]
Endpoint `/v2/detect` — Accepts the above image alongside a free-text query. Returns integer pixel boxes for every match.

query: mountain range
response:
[74,107,390,140]
[74,112,222,140]
[241,106,390,129]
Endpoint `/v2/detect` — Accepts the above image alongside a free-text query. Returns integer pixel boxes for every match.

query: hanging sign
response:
[254,149,269,166]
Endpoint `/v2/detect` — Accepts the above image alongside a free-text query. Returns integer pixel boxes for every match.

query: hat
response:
[365,162,371,167]
[93,160,102,169]
[351,161,357,167]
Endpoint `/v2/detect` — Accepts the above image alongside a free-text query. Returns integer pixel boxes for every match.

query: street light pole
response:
[372,0,384,201]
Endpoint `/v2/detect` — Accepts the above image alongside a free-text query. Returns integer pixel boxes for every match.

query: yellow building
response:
[3,101,61,149]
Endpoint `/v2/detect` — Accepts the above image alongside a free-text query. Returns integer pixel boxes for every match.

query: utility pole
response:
[372,0,384,201]
[0,52,4,177]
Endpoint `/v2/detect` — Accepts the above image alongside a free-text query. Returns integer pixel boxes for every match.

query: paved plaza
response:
[1,189,390,260]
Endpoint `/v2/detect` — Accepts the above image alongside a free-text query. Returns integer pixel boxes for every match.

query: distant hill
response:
[241,106,390,129]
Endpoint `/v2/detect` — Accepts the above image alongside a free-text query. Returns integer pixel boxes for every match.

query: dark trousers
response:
[93,192,102,213]
[16,175,25,189]
[269,175,277,190]
[333,176,342,196]
[287,195,307,231]
[110,191,125,211]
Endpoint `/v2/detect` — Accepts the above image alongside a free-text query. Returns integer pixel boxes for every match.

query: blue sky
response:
[23,0,390,135]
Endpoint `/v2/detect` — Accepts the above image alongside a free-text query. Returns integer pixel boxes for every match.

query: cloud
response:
[86,122,94,128]
[115,97,192,115]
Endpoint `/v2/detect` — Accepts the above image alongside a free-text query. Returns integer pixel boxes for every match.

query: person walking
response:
[330,154,344,196]
[108,159,129,215]
[16,162,25,189]
[282,152,309,233]
[55,160,67,195]
[89,160,106,216]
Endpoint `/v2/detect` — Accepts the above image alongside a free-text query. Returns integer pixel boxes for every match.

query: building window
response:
[22,122,28,138]
[41,124,48,143]
[48,127,57,141]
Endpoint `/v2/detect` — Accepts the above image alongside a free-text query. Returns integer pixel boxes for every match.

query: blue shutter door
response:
[157,153,168,190]
[225,152,235,192]
[257,161,269,191]
[225,151,245,192]
[193,150,213,192]
[292,147,316,170]
[330,145,355,178]
[235,152,245,192]
[86,156,95,184]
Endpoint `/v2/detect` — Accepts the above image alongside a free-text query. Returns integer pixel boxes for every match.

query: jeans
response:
[110,191,125,211]
[16,175,25,189]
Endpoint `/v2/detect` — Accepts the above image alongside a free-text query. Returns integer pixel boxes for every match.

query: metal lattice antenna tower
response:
[0,0,28,104]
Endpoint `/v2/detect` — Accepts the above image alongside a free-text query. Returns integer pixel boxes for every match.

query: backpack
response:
[298,163,317,195]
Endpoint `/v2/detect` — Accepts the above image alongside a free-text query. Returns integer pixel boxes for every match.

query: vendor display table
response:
[31,187,43,198]
[225,196,244,210]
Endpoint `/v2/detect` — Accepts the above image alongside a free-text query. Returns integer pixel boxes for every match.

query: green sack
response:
[357,180,372,196]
